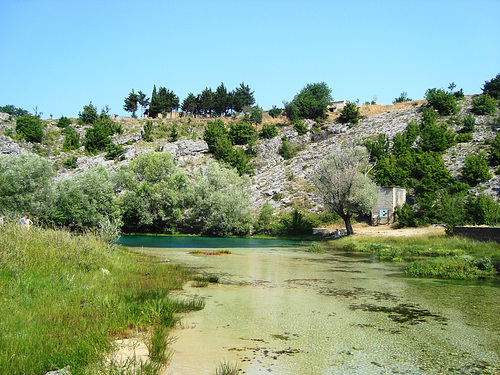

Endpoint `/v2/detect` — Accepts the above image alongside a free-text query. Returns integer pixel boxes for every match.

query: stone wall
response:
[453,226,500,243]
[371,187,406,225]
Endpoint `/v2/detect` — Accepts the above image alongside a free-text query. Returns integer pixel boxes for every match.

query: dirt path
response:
[350,223,446,237]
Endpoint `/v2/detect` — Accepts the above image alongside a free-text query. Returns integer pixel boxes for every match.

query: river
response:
[119,236,500,374]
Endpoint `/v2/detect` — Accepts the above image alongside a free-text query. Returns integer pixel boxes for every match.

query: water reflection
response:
[124,238,500,375]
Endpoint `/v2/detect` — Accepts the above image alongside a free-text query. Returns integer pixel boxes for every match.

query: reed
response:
[0,224,203,375]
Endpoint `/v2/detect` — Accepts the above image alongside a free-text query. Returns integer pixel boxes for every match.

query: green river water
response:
[119,236,500,375]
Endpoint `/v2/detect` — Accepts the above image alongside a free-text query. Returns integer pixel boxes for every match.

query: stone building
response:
[371,186,406,225]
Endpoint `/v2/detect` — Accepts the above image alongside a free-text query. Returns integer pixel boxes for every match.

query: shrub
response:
[15,114,44,143]
[63,156,78,169]
[229,120,257,145]
[461,152,492,186]
[393,92,412,104]
[278,137,297,159]
[78,102,99,124]
[471,94,497,115]
[287,82,332,120]
[489,133,500,165]
[339,102,360,126]
[467,194,500,225]
[259,123,278,139]
[455,132,473,143]
[425,88,458,115]
[62,126,79,151]
[142,120,154,141]
[482,73,500,99]
[0,104,29,117]
[105,143,125,161]
[293,119,308,135]
[57,116,71,128]
[461,115,476,133]
[203,119,228,153]
[268,105,282,118]
[250,105,263,125]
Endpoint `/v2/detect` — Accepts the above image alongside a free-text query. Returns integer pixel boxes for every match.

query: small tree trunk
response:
[341,214,354,235]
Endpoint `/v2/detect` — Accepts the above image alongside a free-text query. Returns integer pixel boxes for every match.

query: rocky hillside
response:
[1,96,498,214]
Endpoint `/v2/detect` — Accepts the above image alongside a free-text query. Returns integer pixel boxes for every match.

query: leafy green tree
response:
[313,147,378,235]
[84,121,112,154]
[15,114,44,143]
[425,88,458,115]
[185,162,253,236]
[467,194,500,225]
[148,85,160,117]
[137,90,149,118]
[471,94,497,115]
[461,152,492,186]
[78,102,99,124]
[123,89,139,118]
[0,104,29,117]
[283,100,299,122]
[0,153,54,217]
[288,82,332,120]
[393,92,412,104]
[49,166,118,231]
[255,201,275,234]
[214,82,231,116]
[250,105,263,125]
[204,119,228,151]
[181,93,199,115]
[198,87,215,117]
[363,133,390,162]
[57,116,71,128]
[62,126,80,151]
[229,120,257,145]
[482,73,500,99]
[115,151,188,233]
[268,105,282,118]
[339,102,360,126]
[232,83,255,113]
[259,123,278,139]
[461,115,476,133]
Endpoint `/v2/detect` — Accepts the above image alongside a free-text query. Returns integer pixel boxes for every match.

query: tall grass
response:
[328,233,500,279]
[0,224,204,375]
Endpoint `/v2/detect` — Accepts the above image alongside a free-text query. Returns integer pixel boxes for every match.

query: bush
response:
[105,143,125,161]
[63,156,78,169]
[229,120,257,145]
[393,92,412,104]
[287,82,332,120]
[482,73,500,99]
[461,152,492,186]
[15,114,44,143]
[259,123,278,139]
[203,119,228,153]
[278,137,297,159]
[293,119,308,135]
[461,115,476,133]
[78,102,98,124]
[339,102,360,126]
[425,88,458,115]
[268,105,282,118]
[0,104,29,117]
[455,132,473,143]
[62,126,79,151]
[142,120,154,142]
[471,94,497,115]
[57,116,71,128]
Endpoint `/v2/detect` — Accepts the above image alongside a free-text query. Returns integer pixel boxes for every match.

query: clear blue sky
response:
[1,0,499,118]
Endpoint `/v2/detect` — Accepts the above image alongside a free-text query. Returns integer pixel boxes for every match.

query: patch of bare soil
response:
[351,223,445,237]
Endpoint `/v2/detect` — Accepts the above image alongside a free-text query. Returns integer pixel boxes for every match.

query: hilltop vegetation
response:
[1,75,500,236]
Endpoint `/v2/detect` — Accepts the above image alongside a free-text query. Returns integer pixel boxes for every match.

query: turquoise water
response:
[123,236,500,375]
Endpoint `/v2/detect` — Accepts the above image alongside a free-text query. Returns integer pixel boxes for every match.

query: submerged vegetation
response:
[0,223,204,375]
[331,234,499,280]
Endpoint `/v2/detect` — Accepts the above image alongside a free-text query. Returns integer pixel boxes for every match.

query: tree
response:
[482,73,500,99]
[0,104,29,117]
[198,87,214,117]
[148,85,161,118]
[339,102,360,126]
[181,93,199,115]
[461,152,492,186]
[232,82,255,113]
[287,82,332,120]
[137,90,149,118]
[214,82,230,116]
[313,147,379,235]
[255,201,275,234]
[123,89,139,118]
[425,88,458,115]
[57,116,71,128]
[393,92,412,104]
[471,94,497,115]
[229,120,257,145]
[78,102,99,124]
[62,126,79,151]
[268,105,282,118]
[250,105,263,125]
[15,114,44,143]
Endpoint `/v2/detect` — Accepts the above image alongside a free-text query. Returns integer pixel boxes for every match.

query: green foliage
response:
[275,209,315,235]
[286,82,332,120]
[232,82,255,113]
[394,203,418,228]
[419,121,456,152]
[78,102,98,124]
[405,255,495,280]
[56,116,71,128]
[461,152,492,186]
[186,162,253,236]
[142,119,154,142]
[0,153,54,217]
[105,143,125,161]
[62,156,78,169]
[255,201,275,234]
[250,105,263,125]
[15,114,44,143]
[149,85,179,118]
[461,115,476,133]
[259,123,279,139]
[169,122,179,142]
[471,94,497,115]
[84,112,121,155]
[213,82,231,116]
[123,88,139,117]
[61,126,79,151]
[204,119,228,153]
[232,148,254,176]
[0,104,29,117]
[278,137,297,159]
[482,73,500,99]
[393,92,412,104]
[181,92,199,115]
[268,105,282,118]
[467,194,500,225]
[455,132,473,143]
[363,133,390,162]
[229,120,257,145]
[293,119,308,135]
[425,88,458,115]
[489,133,500,166]
[339,102,361,126]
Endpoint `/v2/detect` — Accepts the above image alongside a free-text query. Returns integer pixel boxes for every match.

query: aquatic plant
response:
[405,255,496,280]
[307,241,324,252]
[215,360,241,375]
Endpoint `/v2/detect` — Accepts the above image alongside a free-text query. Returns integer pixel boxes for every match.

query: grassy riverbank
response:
[0,224,203,375]
[327,233,500,280]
